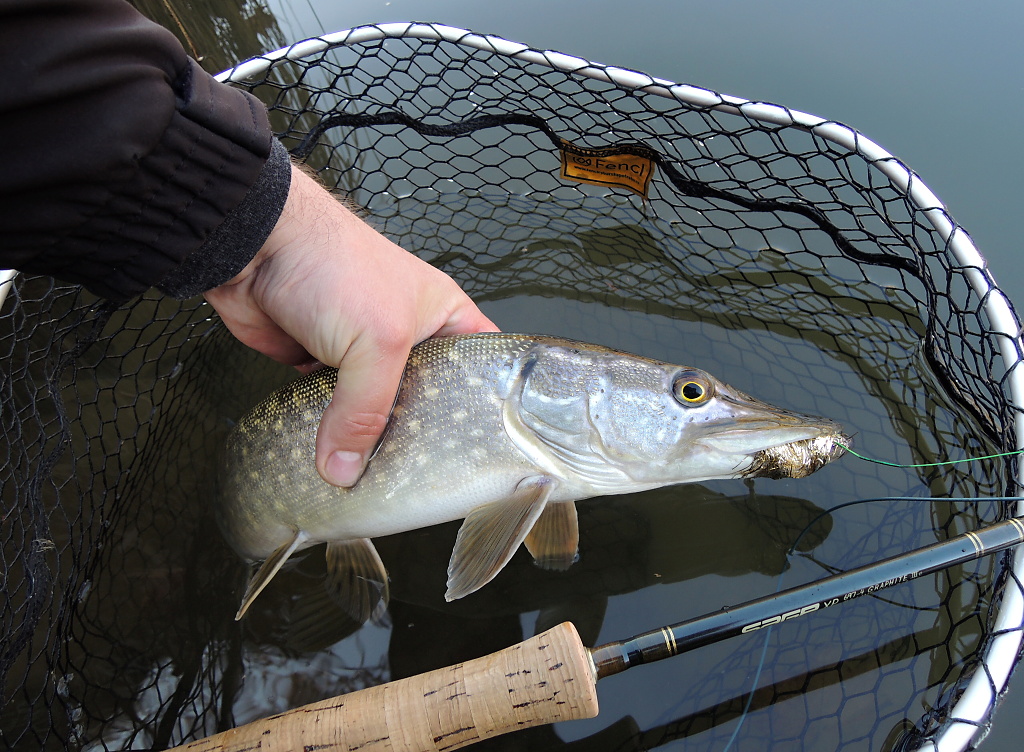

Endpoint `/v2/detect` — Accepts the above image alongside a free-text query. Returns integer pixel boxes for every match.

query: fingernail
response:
[325,450,364,487]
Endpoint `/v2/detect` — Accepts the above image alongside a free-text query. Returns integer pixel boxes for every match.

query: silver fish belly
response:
[219,333,850,622]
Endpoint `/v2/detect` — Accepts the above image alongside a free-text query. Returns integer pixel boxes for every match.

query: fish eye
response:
[673,371,714,406]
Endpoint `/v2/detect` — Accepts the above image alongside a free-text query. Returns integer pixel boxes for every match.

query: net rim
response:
[0,269,16,307]
[215,23,1024,749]
[216,21,1024,426]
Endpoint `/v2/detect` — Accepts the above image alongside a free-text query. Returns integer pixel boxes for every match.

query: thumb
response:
[315,338,409,487]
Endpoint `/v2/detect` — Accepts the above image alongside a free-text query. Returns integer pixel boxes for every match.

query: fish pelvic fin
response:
[445,476,556,601]
[524,500,579,571]
[324,538,390,624]
[235,530,309,621]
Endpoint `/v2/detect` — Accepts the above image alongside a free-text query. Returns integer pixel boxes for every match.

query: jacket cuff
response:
[157,138,292,299]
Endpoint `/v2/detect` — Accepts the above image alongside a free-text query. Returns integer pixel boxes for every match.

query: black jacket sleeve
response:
[0,0,291,301]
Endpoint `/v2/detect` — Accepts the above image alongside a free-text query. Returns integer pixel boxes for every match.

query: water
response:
[96,2,1024,749]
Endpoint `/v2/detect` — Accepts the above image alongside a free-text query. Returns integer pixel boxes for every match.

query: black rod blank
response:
[592,516,1024,678]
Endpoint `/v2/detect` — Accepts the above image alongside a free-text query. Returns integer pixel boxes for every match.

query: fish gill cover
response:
[1,23,1022,752]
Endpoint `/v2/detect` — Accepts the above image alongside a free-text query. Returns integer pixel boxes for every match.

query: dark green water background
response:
[130,1,1024,749]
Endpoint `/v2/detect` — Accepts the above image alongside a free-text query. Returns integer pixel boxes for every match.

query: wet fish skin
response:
[219,333,849,621]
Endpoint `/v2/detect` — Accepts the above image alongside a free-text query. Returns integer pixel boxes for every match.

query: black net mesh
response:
[2,22,1023,752]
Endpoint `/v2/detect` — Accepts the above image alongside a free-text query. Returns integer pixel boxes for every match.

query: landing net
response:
[2,22,1022,752]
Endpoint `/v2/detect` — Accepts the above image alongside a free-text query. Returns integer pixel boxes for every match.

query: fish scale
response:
[219,332,849,622]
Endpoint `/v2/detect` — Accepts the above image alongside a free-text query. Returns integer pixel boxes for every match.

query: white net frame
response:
[215,23,1024,752]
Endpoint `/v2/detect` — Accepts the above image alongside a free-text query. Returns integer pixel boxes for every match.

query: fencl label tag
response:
[559,141,656,198]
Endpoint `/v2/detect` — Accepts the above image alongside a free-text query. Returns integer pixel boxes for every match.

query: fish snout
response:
[692,386,850,479]
[697,389,838,447]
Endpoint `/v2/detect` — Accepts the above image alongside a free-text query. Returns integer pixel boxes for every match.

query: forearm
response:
[0,0,286,301]
[1,0,499,490]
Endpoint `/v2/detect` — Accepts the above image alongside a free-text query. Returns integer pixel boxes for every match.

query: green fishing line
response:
[837,443,1024,469]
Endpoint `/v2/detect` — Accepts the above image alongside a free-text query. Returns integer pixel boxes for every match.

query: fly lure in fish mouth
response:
[746,432,850,480]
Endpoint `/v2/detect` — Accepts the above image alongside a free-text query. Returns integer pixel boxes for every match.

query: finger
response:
[436,307,501,337]
[293,358,325,375]
[233,322,312,367]
[205,291,313,367]
[421,285,501,338]
[314,334,410,487]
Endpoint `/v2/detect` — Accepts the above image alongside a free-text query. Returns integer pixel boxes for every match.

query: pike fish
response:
[220,333,849,622]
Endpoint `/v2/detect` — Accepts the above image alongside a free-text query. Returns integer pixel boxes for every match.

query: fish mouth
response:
[692,387,850,480]
[743,430,851,479]
[699,420,830,455]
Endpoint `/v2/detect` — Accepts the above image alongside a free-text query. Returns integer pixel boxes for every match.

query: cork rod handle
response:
[172,622,599,752]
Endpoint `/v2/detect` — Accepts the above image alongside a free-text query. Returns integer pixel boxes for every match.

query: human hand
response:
[204,164,499,486]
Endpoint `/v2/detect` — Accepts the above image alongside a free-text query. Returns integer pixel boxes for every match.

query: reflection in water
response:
[129,0,287,73]
[249,486,832,651]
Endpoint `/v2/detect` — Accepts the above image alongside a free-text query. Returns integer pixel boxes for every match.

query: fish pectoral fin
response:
[324,539,390,624]
[235,530,309,621]
[524,500,579,571]
[446,475,556,601]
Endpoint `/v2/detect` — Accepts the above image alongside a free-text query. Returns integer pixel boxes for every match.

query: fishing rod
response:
[172,515,1024,752]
